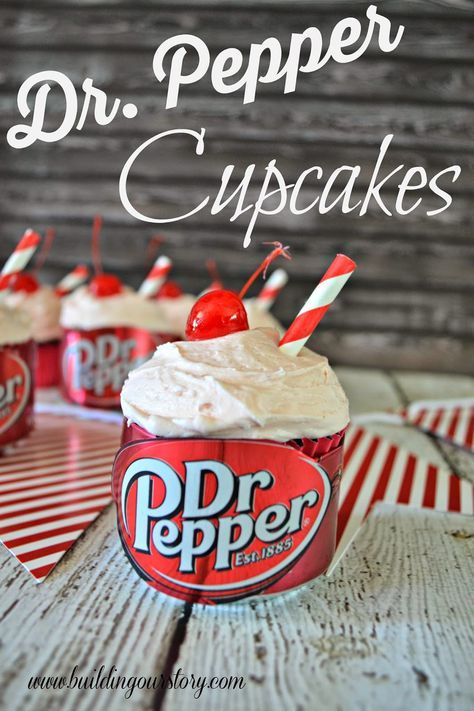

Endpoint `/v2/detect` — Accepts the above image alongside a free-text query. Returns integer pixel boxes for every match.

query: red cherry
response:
[185,289,249,341]
[5,272,40,294]
[156,280,183,299]
[89,273,123,297]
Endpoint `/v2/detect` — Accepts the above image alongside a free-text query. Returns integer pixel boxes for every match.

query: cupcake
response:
[0,302,35,447]
[114,327,349,604]
[60,275,172,408]
[6,274,62,388]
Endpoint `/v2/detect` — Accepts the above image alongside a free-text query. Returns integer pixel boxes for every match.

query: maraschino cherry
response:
[3,272,40,294]
[156,280,183,299]
[186,242,290,341]
[186,289,249,340]
[88,214,123,298]
[89,273,123,297]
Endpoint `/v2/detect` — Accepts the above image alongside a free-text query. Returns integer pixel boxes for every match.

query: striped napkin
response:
[404,399,474,452]
[328,424,474,574]
[0,414,119,582]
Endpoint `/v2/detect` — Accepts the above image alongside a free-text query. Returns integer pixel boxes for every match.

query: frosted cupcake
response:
[113,251,356,604]
[115,324,349,604]
[6,274,62,387]
[60,275,172,408]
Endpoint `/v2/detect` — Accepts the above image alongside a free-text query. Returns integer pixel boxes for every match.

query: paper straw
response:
[55,265,89,297]
[138,255,172,298]
[0,230,41,296]
[279,254,356,356]
[256,268,288,311]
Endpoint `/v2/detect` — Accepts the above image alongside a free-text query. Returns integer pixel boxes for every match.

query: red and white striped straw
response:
[256,268,288,311]
[279,254,356,356]
[55,264,89,297]
[0,230,41,296]
[138,256,172,298]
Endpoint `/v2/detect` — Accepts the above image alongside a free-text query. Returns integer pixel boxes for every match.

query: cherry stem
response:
[91,215,103,275]
[206,259,223,288]
[146,234,165,265]
[34,227,55,275]
[239,242,291,299]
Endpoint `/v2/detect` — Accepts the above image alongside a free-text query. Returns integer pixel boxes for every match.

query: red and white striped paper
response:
[405,401,474,453]
[328,424,474,573]
[0,414,119,582]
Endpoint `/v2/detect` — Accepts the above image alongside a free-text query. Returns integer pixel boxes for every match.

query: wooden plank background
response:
[1,0,473,372]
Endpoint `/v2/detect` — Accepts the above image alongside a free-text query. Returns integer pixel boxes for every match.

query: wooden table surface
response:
[0,368,473,711]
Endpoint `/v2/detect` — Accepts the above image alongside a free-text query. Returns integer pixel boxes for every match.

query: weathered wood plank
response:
[3,140,473,200]
[2,49,474,105]
[161,504,474,711]
[0,506,184,711]
[312,330,474,375]
[0,179,471,264]
[2,94,473,150]
[3,10,473,66]
[8,0,473,10]
[1,1,471,375]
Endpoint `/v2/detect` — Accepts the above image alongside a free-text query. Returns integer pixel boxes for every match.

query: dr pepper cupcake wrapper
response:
[36,340,61,388]
[0,339,35,448]
[113,423,346,605]
[60,327,178,408]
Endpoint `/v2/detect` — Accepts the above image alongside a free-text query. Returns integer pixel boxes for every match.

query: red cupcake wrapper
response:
[0,339,35,448]
[113,421,346,604]
[60,327,177,409]
[36,340,61,388]
[121,419,347,456]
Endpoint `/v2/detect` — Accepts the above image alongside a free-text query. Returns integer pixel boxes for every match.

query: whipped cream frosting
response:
[0,303,33,345]
[121,327,349,441]
[156,294,196,336]
[6,286,62,343]
[61,286,170,332]
[244,298,283,333]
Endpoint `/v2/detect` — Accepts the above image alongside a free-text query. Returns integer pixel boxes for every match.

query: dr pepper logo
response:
[113,439,335,603]
[0,351,31,436]
[61,328,157,406]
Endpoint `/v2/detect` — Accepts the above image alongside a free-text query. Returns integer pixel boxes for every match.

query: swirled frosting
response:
[121,327,349,440]
[7,286,62,342]
[61,286,170,332]
[0,303,32,345]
